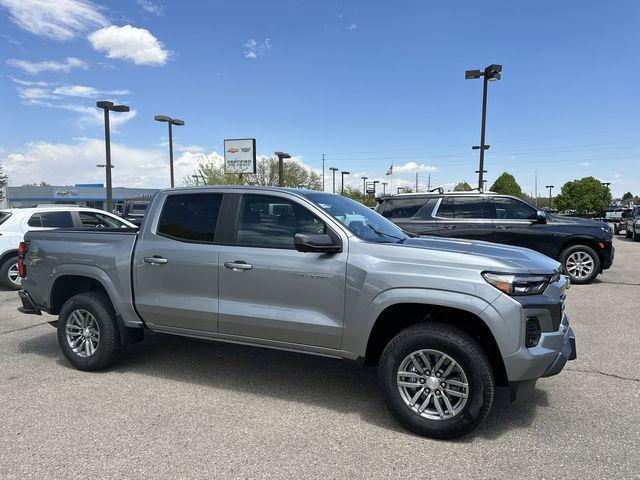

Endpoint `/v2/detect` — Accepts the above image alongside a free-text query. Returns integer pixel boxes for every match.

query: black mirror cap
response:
[294,233,342,253]
[536,210,547,223]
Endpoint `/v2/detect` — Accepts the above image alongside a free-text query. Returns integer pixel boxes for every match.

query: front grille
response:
[525,316,542,348]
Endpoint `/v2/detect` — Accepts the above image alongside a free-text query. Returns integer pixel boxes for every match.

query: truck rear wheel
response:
[57,292,123,371]
[0,256,21,290]
[378,323,494,439]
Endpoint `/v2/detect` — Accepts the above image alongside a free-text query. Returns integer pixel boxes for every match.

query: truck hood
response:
[548,214,604,228]
[399,236,560,274]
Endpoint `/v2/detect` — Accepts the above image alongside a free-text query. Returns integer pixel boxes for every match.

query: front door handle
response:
[443,225,456,230]
[496,225,510,230]
[143,256,168,265]
[224,261,253,271]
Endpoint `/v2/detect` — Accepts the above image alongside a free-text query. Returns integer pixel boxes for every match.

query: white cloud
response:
[0,0,107,40]
[580,162,591,167]
[21,99,136,129]
[393,161,438,173]
[1,139,215,188]
[88,25,169,66]
[6,57,87,75]
[9,77,49,87]
[348,24,357,30]
[17,87,59,100]
[52,84,130,98]
[244,38,271,59]
[613,174,622,180]
[136,0,163,16]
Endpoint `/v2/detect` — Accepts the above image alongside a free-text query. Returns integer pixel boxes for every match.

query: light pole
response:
[372,180,380,196]
[329,167,338,194]
[546,185,554,209]
[397,187,403,194]
[341,171,350,195]
[382,182,388,194]
[361,176,368,195]
[602,182,611,207]
[465,64,502,190]
[96,101,130,212]
[154,115,185,188]
[275,151,291,187]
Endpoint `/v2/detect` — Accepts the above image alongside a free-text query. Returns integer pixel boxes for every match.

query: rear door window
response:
[31,211,75,228]
[79,211,127,228]
[157,193,223,243]
[452,196,488,219]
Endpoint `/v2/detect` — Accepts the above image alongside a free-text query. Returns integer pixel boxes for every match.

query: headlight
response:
[482,272,559,296]
[635,220,640,226]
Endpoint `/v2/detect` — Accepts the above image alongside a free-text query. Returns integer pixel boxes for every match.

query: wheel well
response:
[0,249,18,266]
[559,238,604,263]
[365,303,508,387]
[50,275,111,315]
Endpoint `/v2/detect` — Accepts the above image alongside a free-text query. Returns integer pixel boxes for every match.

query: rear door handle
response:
[143,256,168,265]
[496,225,510,230]
[224,261,253,271]
[443,225,456,230]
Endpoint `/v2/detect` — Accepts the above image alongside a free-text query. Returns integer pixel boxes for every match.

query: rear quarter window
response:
[0,212,12,226]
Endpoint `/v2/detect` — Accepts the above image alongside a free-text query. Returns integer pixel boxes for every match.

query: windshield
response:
[303,193,407,243]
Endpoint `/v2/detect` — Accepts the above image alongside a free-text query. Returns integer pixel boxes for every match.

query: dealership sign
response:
[224,138,256,174]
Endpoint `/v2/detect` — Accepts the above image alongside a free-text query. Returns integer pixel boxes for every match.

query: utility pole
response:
[415,172,419,192]
[329,167,338,194]
[361,176,368,195]
[322,153,325,192]
[546,185,554,209]
[427,174,431,191]
[535,171,538,207]
[382,182,388,194]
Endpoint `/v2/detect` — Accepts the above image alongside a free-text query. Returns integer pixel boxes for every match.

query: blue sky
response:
[0,0,638,196]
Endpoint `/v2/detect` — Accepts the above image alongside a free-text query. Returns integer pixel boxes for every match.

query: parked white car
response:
[0,206,136,290]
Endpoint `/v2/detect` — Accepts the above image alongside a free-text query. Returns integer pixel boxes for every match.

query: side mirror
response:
[536,210,547,223]
[294,233,342,253]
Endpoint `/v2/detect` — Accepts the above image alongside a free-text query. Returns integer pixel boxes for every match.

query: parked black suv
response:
[623,206,640,241]
[375,191,614,284]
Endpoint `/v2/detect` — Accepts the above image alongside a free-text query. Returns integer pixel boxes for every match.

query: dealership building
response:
[2,184,159,212]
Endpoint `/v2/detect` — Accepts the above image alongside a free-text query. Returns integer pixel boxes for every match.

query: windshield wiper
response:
[366,224,407,243]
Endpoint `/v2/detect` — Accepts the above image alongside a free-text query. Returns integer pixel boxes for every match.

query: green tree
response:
[453,181,472,191]
[187,156,321,190]
[555,177,612,214]
[489,172,523,197]
[342,185,376,207]
[622,191,634,203]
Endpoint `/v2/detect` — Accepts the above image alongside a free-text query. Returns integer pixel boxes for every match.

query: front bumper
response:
[503,314,576,386]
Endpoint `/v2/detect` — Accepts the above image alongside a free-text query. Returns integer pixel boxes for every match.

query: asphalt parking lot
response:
[0,237,638,479]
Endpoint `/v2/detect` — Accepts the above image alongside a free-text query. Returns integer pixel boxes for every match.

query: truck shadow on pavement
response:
[19,329,548,441]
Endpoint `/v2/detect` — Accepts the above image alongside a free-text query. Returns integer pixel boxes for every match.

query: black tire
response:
[57,292,123,371]
[613,224,620,235]
[378,323,494,439]
[626,228,632,239]
[633,228,639,242]
[559,244,601,284]
[0,255,21,290]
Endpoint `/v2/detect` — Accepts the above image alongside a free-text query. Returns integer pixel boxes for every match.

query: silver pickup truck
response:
[17,186,576,439]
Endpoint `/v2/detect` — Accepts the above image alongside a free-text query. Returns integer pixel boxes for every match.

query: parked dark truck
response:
[376,191,614,284]
[17,186,576,439]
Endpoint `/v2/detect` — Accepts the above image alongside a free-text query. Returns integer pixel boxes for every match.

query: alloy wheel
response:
[565,251,595,280]
[7,262,21,287]
[65,309,100,358]
[396,349,469,420]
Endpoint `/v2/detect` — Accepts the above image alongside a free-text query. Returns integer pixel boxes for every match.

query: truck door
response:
[218,194,347,350]
[433,196,494,241]
[133,192,223,332]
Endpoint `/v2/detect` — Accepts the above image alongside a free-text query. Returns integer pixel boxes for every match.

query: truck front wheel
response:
[378,323,494,439]
[57,292,123,371]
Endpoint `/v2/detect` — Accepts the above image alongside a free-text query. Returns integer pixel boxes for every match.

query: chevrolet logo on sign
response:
[227,148,239,153]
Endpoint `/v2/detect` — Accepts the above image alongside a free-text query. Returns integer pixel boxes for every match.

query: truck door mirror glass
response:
[294,233,342,253]
[536,210,547,223]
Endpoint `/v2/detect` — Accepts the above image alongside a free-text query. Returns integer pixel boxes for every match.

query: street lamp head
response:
[342,171,350,175]
[170,119,185,126]
[96,101,114,109]
[465,69,482,80]
[329,167,338,172]
[154,115,171,122]
[111,104,130,112]
[274,151,291,159]
[485,64,502,81]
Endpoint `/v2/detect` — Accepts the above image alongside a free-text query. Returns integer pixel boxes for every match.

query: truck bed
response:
[22,228,142,327]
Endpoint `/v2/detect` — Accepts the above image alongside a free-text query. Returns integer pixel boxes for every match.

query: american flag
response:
[386,164,393,175]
